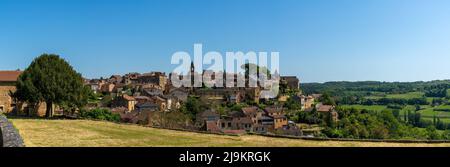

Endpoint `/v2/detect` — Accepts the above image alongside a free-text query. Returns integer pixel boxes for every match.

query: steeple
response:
[190,61,195,90]
[190,61,195,74]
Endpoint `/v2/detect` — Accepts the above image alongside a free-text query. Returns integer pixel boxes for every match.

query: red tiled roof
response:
[273,115,287,119]
[122,94,136,101]
[234,117,253,124]
[0,71,22,82]
[265,107,283,113]
[241,107,259,115]
[317,105,334,112]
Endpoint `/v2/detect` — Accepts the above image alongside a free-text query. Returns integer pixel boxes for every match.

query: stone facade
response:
[0,82,16,113]
[281,76,300,90]
[0,71,46,116]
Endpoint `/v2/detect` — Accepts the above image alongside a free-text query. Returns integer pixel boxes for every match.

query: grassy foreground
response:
[9,118,450,147]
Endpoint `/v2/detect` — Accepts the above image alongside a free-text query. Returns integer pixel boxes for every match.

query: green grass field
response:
[366,92,425,100]
[341,104,450,124]
[340,105,387,111]
[418,106,450,123]
[9,118,450,147]
[385,92,424,99]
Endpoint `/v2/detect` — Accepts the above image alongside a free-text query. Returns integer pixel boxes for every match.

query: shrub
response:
[79,108,120,122]
[387,104,404,110]
[433,108,450,112]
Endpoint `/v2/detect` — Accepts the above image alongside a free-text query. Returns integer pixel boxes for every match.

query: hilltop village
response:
[0,63,337,136]
[3,55,450,140]
[81,63,338,136]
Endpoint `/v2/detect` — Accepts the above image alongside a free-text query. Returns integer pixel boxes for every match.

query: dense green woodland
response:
[302,81,450,98]
[298,81,450,139]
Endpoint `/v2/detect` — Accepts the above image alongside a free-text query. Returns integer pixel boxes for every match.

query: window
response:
[222,123,225,128]
[0,105,4,112]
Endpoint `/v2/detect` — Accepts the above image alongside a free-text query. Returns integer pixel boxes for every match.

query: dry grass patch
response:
[10,118,450,147]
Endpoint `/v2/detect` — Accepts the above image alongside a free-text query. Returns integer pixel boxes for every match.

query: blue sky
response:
[1,0,450,83]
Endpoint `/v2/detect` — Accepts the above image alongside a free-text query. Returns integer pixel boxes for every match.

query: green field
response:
[385,92,424,99]
[340,104,450,124]
[340,105,387,111]
[366,92,425,100]
[9,118,450,147]
[418,106,450,123]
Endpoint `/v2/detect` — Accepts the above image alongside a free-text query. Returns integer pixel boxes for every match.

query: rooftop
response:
[0,70,22,82]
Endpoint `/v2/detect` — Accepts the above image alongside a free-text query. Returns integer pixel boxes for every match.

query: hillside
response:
[302,81,450,128]
[9,118,450,147]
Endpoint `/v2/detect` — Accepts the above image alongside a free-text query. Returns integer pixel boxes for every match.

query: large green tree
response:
[14,54,90,117]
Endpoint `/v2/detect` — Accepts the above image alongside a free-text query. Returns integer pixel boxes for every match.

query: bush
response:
[433,108,450,112]
[79,108,120,122]
[387,104,404,110]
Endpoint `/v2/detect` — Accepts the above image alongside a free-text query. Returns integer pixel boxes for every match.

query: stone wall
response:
[0,115,24,147]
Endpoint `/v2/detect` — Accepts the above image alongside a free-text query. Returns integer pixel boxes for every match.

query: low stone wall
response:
[0,115,24,147]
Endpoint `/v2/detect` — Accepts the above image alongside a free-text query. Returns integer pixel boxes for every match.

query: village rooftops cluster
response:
[196,106,300,135]
[1,68,338,136]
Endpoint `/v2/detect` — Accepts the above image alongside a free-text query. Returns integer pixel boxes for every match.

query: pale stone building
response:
[0,70,46,116]
[0,71,21,113]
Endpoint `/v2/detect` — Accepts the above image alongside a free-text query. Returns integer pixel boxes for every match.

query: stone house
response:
[241,106,264,124]
[135,96,151,104]
[123,72,141,85]
[264,106,284,117]
[167,88,188,102]
[253,115,274,133]
[0,71,21,113]
[218,110,252,131]
[135,101,159,112]
[196,109,220,131]
[111,94,136,112]
[137,72,167,89]
[264,106,288,129]
[101,83,115,93]
[280,76,299,90]
[195,88,245,104]
[87,79,105,94]
[142,88,164,97]
[299,95,315,111]
[149,96,167,111]
[273,115,288,129]
[0,70,46,116]
[316,103,339,123]
[108,75,123,84]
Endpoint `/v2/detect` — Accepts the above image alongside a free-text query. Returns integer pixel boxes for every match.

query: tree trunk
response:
[46,101,53,118]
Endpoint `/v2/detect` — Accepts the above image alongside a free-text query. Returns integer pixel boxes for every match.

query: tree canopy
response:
[14,54,90,117]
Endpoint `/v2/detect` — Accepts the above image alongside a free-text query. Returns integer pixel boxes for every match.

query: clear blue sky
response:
[1,0,450,83]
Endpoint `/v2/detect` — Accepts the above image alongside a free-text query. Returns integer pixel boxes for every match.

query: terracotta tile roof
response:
[317,105,334,112]
[135,96,151,100]
[272,115,287,119]
[122,94,136,101]
[0,71,22,82]
[241,107,260,116]
[234,117,253,124]
[265,106,283,113]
